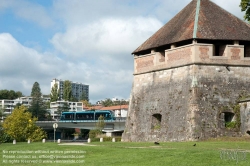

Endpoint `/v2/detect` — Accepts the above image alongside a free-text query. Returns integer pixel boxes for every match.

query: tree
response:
[63,80,73,101]
[28,82,48,120]
[0,89,23,99]
[101,98,113,107]
[81,100,91,107]
[240,0,250,22]
[80,91,88,101]
[2,105,47,142]
[96,115,105,131]
[50,83,59,102]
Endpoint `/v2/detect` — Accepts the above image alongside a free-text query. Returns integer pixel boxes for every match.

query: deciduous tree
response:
[2,105,47,142]
[240,0,250,22]
[50,83,59,102]
[63,80,73,101]
[0,89,23,99]
[101,98,113,107]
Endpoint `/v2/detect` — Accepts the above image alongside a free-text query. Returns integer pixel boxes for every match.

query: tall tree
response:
[240,0,250,21]
[28,82,48,120]
[50,83,59,102]
[63,80,73,101]
[80,91,88,101]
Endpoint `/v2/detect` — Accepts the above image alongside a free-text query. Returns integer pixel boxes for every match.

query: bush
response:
[115,137,122,142]
[89,129,102,139]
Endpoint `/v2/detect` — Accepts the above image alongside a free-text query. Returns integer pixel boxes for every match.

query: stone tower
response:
[122,0,250,142]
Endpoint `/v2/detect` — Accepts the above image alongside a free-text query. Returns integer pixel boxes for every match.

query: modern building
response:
[123,0,250,142]
[51,78,89,101]
[0,96,50,115]
[50,101,83,120]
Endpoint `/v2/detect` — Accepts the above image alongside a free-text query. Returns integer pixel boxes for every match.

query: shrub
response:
[89,129,102,139]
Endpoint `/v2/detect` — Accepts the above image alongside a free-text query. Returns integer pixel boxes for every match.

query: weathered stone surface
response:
[122,64,250,142]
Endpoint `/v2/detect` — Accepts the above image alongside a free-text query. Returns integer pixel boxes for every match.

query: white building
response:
[51,78,89,101]
[50,101,83,120]
[0,96,51,115]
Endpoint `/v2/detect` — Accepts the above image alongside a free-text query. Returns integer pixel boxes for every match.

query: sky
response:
[0,0,246,103]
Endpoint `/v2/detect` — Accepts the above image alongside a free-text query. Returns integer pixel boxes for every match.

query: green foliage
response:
[101,98,113,107]
[240,0,250,22]
[225,121,237,129]
[101,98,128,107]
[89,129,102,139]
[2,105,47,142]
[29,82,48,120]
[0,122,13,143]
[0,89,23,99]
[153,124,161,130]
[96,115,105,131]
[50,83,59,102]
[63,80,73,101]
[81,100,91,107]
[233,104,241,129]
[80,92,88,101]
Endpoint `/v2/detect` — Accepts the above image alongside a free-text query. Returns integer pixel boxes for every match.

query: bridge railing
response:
[36,117,127,123]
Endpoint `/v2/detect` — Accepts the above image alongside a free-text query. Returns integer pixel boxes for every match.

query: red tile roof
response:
[133,0,250,54]
[84,105,128,111]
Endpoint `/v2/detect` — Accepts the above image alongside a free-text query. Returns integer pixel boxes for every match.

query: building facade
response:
[51,78,89,101]
[122,0,250,142]
[50,101,83,120]
[0,96,50,115]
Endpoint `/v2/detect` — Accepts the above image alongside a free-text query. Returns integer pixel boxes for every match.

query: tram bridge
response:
[36,118,126,132]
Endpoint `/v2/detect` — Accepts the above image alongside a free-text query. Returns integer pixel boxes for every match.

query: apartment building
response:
[0,96,50,115]
[51,78,89,101]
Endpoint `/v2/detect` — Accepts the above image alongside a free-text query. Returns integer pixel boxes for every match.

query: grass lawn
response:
[0,139,250,166]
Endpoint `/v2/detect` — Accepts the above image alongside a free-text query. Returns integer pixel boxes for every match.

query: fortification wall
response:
[122,64,250,142]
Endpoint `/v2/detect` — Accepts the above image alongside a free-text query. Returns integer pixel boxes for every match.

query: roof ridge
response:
[193,0,200,39]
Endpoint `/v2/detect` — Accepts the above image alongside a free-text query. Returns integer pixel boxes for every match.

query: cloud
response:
[0,33,134,102]
[0,0,54,28]
[51,17,163,57]
[0,33,63,95]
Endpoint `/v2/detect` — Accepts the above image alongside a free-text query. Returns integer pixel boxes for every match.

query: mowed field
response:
[0,139,250,166]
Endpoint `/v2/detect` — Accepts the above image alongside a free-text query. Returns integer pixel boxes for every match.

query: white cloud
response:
[51,17,163,57]
[0,33,133,103]
[0,33,63,95]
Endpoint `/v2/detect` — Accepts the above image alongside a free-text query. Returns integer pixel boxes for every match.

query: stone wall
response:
[134,44,250,75]
[240,101,250,135]
[122,64,250,142]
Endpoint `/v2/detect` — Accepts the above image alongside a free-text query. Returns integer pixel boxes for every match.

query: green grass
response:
[0,140,250,166]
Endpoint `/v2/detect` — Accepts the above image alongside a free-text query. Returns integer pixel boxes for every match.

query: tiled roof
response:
[100,105,129,110]
[133,0,250,54]
[84,105,128,111]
